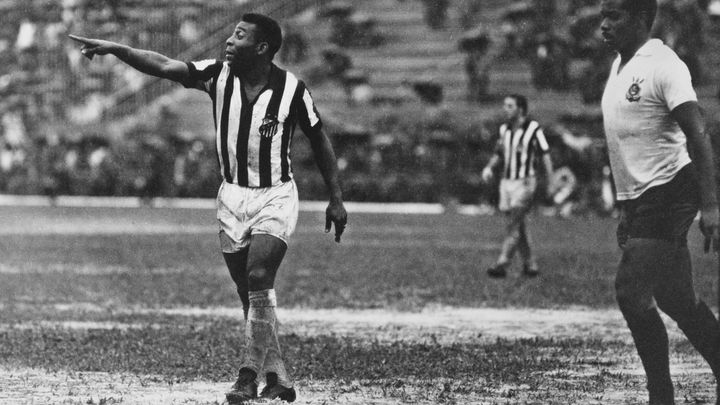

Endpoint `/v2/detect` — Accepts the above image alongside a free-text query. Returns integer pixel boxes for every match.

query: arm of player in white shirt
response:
[671,101,719,251]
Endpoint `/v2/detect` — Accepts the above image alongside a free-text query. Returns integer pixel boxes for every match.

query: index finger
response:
[68,34,92,44]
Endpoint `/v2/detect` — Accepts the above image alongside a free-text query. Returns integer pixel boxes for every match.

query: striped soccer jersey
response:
[496,119,549,180]
[183,60,322,188]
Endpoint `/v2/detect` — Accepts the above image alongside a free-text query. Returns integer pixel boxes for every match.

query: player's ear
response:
[256,41,269,56]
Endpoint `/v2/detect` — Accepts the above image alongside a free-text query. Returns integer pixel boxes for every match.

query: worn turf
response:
[1,205,719,404]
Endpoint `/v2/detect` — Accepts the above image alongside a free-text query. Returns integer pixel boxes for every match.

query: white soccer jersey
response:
[601,39,696,201]
[497,119,549,180]
[183,60,322,188]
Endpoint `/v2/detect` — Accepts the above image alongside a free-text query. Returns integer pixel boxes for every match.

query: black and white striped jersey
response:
[183,60,322,188]
[496,119,549,180]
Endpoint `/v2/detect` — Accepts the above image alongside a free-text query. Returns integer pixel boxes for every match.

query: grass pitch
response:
[1,205,718,404]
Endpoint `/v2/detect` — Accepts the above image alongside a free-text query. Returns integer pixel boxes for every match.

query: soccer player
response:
[599,0,720,403]
[70,13,347,404]
[481,94,553,278]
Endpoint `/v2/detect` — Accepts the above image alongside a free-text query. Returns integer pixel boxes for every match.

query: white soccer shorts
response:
[216,180,299,252]
[498,177,537,212]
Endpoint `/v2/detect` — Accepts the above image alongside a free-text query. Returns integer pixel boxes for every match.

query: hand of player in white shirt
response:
[700,206,720,253]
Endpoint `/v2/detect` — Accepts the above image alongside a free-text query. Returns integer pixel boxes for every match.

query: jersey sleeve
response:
[534,127,550,153]
[182,59,223,93]
[292,80,323,136]
[656,55,697,111]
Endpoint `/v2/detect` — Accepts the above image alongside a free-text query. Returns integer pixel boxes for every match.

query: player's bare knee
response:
[247,267,272,290]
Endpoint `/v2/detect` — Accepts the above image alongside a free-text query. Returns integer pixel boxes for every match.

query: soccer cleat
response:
[486,263,507,278]
[260,373,297,402]
[522,264,540,277]
[225,368,258,404]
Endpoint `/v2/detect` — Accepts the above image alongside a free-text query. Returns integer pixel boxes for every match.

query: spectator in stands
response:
[15,19,38,53]
[458,0,483,30]
[651,0,706,84]
[529,32,571,90]
[327,7,384,48]
[459,29,496,102]
[342,69,373,106]
[422,0,450,29]
[305,46,352,85]
[179,15,203,47]
[279,20,307,64]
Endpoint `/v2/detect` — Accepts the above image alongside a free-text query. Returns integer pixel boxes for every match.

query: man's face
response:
[225,21,263,68]
[600,0,642,52]
[503,97,522,121]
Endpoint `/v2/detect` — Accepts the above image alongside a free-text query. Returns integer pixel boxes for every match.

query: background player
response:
[70,12,347,404]
[482,94,553,278]
[600,0,720,403]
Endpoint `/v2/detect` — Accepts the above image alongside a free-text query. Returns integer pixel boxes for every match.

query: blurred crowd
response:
[0,0,718,216]
[0,104,220,198]
[458,0,709,103]
[0,0,239,196]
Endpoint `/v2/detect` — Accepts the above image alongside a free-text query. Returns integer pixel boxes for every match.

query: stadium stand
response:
[1,0,720,211]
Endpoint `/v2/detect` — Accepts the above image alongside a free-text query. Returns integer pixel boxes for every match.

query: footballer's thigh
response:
[223,249,250,294]
[615,238,675,314]
[246,234,288,291]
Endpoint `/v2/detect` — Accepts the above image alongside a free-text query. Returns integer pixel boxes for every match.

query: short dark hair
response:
[242,13,282,58]
[507,94,528,114]
[620,0,657,30]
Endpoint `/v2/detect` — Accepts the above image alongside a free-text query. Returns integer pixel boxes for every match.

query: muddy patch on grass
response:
[0,365,715,405]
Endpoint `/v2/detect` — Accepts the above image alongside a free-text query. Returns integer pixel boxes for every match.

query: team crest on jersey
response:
[259,114,279,138]
[625,77,644,102]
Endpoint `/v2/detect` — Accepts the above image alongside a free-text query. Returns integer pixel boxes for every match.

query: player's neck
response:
[618,35,649,69]
[511,116,526,130]
[233,61,271,86]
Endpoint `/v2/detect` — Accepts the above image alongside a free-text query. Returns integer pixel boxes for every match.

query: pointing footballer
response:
[71,13,347,404]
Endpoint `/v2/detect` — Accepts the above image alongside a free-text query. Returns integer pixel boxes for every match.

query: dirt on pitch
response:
[1,306,717,405]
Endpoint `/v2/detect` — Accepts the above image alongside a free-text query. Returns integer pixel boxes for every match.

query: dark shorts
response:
[617,163,699,245]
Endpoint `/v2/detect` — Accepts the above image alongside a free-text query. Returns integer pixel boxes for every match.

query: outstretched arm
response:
[69,34,190,84]
[306,128,347,242]
[672,101,719,251]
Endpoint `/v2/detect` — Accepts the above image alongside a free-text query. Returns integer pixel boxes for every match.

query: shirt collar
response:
[634,38,663,56]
